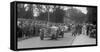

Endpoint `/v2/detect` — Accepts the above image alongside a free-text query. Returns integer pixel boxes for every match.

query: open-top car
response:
[39,26,64,40]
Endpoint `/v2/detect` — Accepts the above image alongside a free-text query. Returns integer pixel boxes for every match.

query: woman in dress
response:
[82,24,87,35]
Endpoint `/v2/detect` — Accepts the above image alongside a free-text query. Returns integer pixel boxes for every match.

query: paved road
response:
[18,32,75,49]
[72,34,96,45]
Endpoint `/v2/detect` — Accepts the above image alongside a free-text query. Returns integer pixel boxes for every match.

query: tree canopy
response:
[17,3,97,24]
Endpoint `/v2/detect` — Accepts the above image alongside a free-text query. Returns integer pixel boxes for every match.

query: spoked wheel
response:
[51,34,55,39]
[40,34,44,40]
[61,32,64,38]
[51,34,58,40]
[59,31,64,38]
[55,34,58,40]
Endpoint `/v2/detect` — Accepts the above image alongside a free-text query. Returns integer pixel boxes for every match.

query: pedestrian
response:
[82,24,87,35]
[72,24,77,36]
[77,24,82,35]
[86,23,90,36]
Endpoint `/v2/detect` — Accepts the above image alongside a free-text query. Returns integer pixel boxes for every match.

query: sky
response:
[61,6,88,14]
[73,7,88,14]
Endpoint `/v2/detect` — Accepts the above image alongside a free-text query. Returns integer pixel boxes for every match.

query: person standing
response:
[72,24,77,36]
[82,24,87,35]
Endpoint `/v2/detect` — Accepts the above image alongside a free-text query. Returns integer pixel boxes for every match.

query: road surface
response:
[18,32,96,49]
[72,34,96,45]
[18,32,75,49]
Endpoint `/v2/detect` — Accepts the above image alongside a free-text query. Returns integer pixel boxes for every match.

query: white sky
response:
[73,7,88,14]
[60,6,88,14]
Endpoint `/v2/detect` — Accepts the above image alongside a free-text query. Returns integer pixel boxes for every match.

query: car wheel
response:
[40,34,44,40]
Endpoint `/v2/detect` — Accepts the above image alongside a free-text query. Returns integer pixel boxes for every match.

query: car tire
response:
[40,34,44,40]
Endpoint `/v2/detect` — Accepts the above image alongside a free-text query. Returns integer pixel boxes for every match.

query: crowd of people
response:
[17,19,69,40]
[71,23,96,38]
[17,18,96,41]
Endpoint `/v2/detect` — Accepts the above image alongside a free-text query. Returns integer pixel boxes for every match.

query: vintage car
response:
[39,26,64,40]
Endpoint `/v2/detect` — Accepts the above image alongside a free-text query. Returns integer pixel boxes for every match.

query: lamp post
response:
[47,6,50,26]
[47,5,53,26]
[33,12,38,36]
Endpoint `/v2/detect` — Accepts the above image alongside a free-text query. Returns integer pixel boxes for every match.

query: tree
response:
[51,6,65,23]
[65,8,86,24]
[17,4,34,19]
[86,7,97,24]
[17,4,26,18]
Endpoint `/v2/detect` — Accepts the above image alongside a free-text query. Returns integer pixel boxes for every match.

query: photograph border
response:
[10,1,98,51]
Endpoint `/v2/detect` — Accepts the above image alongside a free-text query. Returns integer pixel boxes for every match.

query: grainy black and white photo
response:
[17,3,97,49]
